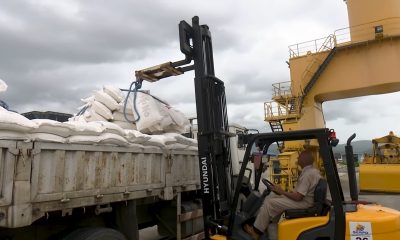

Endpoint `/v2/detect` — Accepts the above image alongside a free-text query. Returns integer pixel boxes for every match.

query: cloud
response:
[1,0,396,140]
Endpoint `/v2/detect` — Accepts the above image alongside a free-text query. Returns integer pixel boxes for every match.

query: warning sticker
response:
[349,222,373,240]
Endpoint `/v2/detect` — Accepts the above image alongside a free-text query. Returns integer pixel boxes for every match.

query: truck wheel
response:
[62,227,127,240]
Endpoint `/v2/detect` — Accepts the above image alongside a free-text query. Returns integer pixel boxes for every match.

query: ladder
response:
[269,121,284,151]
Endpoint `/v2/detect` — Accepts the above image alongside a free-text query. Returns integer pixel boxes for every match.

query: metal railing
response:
[272,81,292,97]
[264,97,301,120]
[334,17,400,46]
[289,34,336,58]
[289,17,400,58]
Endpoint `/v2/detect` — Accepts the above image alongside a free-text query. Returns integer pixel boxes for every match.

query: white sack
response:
[143,135,177,148]
[133,92,165,132]
[128,143,144,150]
[0,107,37,132]
[142,145,161,151]
[99,133,129,146]
[117,99,134,113]
[92,101,113,120]
[69,133,128,147]
[163,133,198,146]
[93,121,126,136]
[112,111,135,122]
[69,114,86,122]
[94,90,119,111]
[125,129,151,144]
[84,109,108,122]
[165,143,188,150]
[169,108,190,129]
[65,121,104,136]
[32,119,72,137]
[113,120,137,130]
[0,130,29,141]
[103,85,124,103]
[30,133,66,143]
[68,135,102,145]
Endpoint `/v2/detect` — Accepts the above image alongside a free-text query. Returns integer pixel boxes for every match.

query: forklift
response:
[135,16,400,240]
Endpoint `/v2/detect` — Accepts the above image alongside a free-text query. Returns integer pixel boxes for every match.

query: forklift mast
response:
[188,16,233,235]
[135,16,233,237]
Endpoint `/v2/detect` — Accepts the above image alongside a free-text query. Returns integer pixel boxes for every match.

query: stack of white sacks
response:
[0,81,197,151]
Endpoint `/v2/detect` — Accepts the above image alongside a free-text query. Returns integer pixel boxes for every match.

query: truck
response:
[0,137,202,239]
[0,107,259,240]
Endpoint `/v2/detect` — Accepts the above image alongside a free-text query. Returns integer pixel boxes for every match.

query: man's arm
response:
[270,184,305,201]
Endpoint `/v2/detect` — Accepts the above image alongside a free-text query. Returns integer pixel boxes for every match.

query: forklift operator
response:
[244,150,321,239]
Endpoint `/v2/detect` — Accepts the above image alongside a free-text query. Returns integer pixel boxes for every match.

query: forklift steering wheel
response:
[261,178,274,190]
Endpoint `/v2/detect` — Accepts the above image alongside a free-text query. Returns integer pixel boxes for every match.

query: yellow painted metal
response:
[347,0,400,42]
[359,164,400,193]
[277,36,400,190]
[345,204,400,239]
[277,0,400,132]
[359,132,400,192]
[269,151,299,191]
[210,235,226,240]
[278,204,400,239]
[289,37,400,131]
[278,215,329,240]
[209,205,400,239]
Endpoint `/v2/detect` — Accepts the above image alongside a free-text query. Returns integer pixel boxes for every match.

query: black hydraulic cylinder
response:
[345,133,358,201]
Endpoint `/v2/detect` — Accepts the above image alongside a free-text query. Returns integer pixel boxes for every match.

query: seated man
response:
[244,150,321,239]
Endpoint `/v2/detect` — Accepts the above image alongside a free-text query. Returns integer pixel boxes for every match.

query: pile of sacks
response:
[72,86,190,135]
[0,82,197,151]
[0,106,197,150]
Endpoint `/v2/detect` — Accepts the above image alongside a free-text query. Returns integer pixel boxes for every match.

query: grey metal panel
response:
[1,140,200,228]
[30,142,166,203]
[169,150,200,187]
[0,140,18,207]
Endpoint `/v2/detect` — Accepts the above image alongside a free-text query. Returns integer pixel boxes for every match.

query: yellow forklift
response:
[135,16,400,240]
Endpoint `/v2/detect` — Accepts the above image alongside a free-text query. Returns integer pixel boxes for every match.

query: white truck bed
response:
[0,140,199,228]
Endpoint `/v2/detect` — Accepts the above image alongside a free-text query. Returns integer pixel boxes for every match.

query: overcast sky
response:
[0,0,399,141]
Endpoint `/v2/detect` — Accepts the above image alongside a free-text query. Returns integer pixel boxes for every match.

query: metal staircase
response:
[264,82,302,152]
[268,121,284,150]
[265,35,337,153]
[303,47,337,95]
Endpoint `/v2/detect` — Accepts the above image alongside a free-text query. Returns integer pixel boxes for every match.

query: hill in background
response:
[332,140,372,155]
[265,140,373,156]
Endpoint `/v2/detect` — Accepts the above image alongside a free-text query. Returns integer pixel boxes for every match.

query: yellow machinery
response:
[360,131,400,193]
[265,0,400,191]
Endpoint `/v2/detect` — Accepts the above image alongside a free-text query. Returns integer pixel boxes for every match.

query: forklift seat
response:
[284,178,329,219]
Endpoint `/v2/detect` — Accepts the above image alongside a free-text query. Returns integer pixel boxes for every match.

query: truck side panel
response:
[0,140,200,228]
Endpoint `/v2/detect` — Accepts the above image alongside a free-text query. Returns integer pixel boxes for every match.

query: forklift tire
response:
[62,227,127,240]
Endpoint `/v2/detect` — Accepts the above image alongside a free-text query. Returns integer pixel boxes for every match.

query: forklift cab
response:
[230,128,344,240]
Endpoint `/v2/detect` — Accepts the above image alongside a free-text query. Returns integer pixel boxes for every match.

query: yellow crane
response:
[265,0,400,192]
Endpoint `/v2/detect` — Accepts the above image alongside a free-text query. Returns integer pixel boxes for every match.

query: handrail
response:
[264,97,301,120]
[272,81,292,97]
[334,16,400,45]
[289,17,400,58]
[289,35,335,58]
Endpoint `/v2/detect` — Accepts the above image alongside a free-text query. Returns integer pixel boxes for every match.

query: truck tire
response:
[62,227,127,240]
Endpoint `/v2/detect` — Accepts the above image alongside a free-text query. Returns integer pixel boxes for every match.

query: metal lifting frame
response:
[135,16,233,238]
